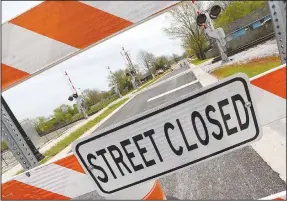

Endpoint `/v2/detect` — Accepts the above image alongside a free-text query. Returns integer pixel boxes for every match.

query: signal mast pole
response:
[192,1,229,63]
[121,47,138,89]
[64,71,88,119]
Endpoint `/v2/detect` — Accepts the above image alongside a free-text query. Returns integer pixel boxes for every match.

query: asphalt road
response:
[74,66,286,200]
[155,65,191,83]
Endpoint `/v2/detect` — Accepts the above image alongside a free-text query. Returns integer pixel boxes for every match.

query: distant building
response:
[20,119,42,149]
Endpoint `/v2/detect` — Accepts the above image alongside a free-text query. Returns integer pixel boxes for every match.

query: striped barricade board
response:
[2,1,180,91]
[1,64,286,200]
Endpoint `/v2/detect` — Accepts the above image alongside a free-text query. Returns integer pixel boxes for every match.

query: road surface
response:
[74,66,286,200]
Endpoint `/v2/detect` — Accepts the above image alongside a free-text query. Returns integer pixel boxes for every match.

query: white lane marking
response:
[147,80,199,102]
[141,68,193,93]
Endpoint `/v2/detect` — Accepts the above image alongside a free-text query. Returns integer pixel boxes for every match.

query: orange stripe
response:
[9,1,133,49]
[274,198,284,200]
[1,180,69,200]
[2,64,30,90]
[143,180,166,200]
[251,66,286,99]
[54,154,85,174]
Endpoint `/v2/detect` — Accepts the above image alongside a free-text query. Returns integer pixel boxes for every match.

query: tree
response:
[82,89,103,109]
[107,69,133,94]
[214,1,266,29]
[207,1,231,12]
[154,56,170,70]
[164,1,208,60]
[53,104,75,124]
[137,50,156,78]
[171,53,180,63]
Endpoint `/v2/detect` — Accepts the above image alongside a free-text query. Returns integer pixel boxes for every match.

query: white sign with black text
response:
[72,73,262,196]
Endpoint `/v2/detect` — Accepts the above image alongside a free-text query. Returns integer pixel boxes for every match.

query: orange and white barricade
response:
[260,191,286,200]
[1,65,286,200]
[1,153,166,200]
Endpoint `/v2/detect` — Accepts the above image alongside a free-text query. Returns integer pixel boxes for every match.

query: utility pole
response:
[107,66,122,98]
[64,71,88,119]
[121,47,138,89]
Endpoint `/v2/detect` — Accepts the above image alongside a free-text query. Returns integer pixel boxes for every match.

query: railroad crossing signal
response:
[196,4,229,63]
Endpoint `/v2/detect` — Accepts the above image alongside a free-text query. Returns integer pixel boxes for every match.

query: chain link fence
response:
[1,119,83,174]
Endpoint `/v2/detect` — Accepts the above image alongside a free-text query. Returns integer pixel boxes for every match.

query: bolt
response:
[245,101,252,108]
[26,172,31,177]
[87,165,94,171]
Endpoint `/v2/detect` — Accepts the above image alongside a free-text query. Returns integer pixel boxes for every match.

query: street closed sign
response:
[72,73,262,196]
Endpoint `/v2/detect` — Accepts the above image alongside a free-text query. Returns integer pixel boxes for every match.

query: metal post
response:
[268,1,286,64]
[205,13,229,63]
[1,97,41,171]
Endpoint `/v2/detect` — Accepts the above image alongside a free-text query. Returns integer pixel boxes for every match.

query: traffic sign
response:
[72,73,262,196]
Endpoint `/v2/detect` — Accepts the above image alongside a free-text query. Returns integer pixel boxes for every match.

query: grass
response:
[211,56,281,79]
[190,58,210,65]
[39,98,129,165]
[1,141,8,152]
[87,96,118,116]
[16,169,24,175]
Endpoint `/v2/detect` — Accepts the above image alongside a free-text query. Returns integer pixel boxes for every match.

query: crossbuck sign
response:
[73,73,262,196]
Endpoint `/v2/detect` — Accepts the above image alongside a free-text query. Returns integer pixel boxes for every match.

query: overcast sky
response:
[2,1,186,121]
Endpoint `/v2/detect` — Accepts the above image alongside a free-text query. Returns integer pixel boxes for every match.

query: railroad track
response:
[212,32,275,64]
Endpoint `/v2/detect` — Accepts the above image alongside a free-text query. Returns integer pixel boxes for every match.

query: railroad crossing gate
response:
[1,1,286,200]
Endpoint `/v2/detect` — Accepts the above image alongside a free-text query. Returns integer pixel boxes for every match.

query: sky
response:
[2,1,187,121]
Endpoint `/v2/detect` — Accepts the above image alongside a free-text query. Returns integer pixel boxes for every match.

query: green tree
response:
[207,1,231,12]
[82,89,103,109]
[108,69,133,94]
[33,116,48,132]
[53,104,74,124]
[137,50,156,78]
[171,53,180,63]
[164,1,207,60]
[154,56,170,70]
[214,1,266,28]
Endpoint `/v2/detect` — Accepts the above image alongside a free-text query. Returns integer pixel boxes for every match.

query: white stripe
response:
[14,161,157,199]
[147,80,199,102]
[82,1,180,22]
[250,64,286,81]
[251,85,286,127]
[260,191,286,200]
[14,163,95,198]
[2,23,78,74]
